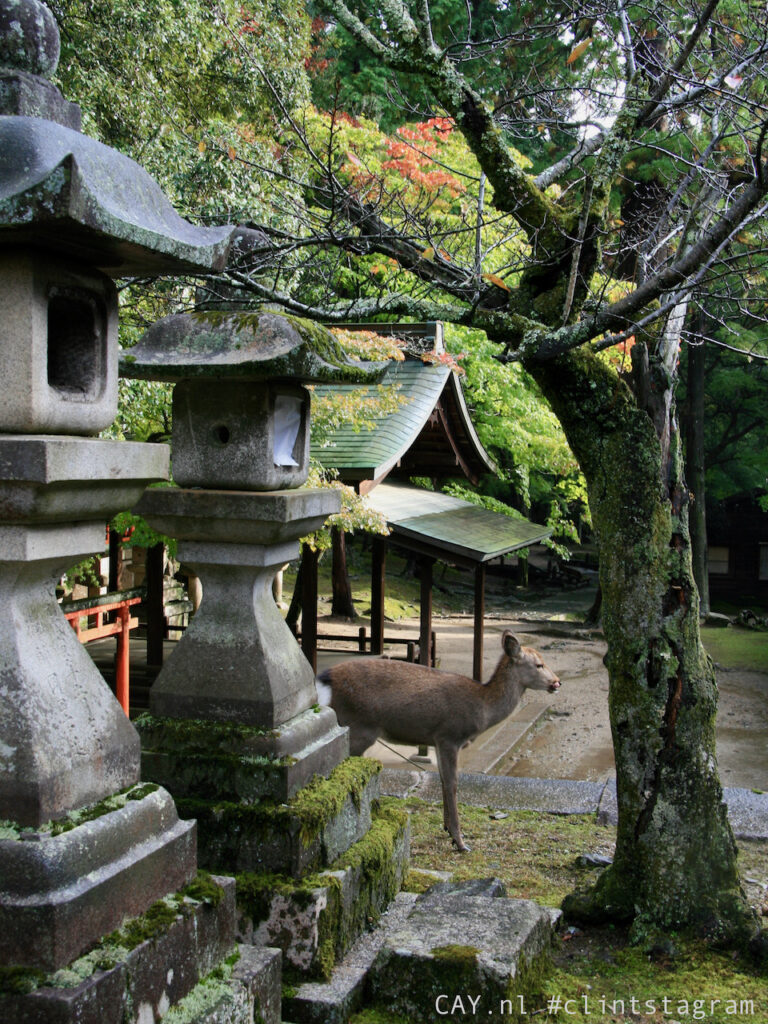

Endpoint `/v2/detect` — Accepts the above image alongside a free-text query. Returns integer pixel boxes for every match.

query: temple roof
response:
[367,481,551,566]
[311,351,495,488]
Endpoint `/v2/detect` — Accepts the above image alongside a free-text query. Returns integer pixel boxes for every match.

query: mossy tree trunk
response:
[529,344,754,945]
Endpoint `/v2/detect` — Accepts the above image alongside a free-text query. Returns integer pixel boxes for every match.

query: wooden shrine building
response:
[302,323,551,679]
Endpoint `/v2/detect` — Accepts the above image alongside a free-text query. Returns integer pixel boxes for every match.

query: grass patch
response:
[349,800,768,1024]
[702,626,768,674]
[404,799,615,907]
[545,930,767,1023]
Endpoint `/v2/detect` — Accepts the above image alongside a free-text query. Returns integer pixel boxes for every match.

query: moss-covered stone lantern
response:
[123,311,411,984]
[122,309,384,757]
[123,310,379,490]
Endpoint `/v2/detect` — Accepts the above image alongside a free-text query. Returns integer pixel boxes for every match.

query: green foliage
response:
[308,0,572,160]
[61,555,103,592]
[52,0,310,223]
[680,337,768,501]
[444,324,587,538]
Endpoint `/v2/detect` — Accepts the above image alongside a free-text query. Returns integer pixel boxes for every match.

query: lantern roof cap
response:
[0,117,235,274]
[120,311,388,384]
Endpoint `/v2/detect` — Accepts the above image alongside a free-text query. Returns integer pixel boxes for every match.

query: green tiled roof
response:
[311,359,452,478]
[367,482,551,563]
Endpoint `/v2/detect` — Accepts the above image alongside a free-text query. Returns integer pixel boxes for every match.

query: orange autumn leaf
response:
[483,273,511,292]
[566,38,592,65]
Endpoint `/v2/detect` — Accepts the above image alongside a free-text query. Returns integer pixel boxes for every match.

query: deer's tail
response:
[315,668,333,706]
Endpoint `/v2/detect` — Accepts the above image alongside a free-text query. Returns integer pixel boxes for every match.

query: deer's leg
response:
[435,742,469,852]
[347,725,378,756]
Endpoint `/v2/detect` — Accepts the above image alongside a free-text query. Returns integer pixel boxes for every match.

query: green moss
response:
[0,875,229,998]
[291,757,381,845]
[236,872,320,925]
[503,947,553,1024]
[118,899,180,949]
[181,756,381,871]
[702,626,768,674]
[126,782,159,801]
[135,713,277,752]
[314,874,343,981]
[153,956,238,1024]
[431,944,480,964]
[350,1010,410,1024]
[402,869,443,894]
[141,746,295,804]
[181,870,225,907]
[106,874,226,952]
[236,801,408,982]
[4,782,162,839]
[0,966,46,995]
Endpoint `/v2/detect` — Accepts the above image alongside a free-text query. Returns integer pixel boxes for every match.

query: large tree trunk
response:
[529,345,756,946]
[686,329,710,617]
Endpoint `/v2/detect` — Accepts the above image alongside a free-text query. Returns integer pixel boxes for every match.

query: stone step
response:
[282,892,418,1024]
[183,759,381,878]
[369,887,561,1023]
[237,802,410,983]
[283,879,561,1024]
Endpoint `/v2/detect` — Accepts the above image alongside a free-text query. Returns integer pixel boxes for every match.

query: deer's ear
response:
[503,632,521,657]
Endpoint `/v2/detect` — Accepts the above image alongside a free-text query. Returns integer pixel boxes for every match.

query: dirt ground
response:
[317,584,768,792]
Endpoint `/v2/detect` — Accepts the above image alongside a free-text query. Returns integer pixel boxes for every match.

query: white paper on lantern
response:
[273,394,302,467]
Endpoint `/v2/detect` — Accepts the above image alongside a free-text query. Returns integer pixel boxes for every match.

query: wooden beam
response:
[371,535,387,655]
[419,557,434,666]
[473,562,486,681]
[401,397,479,485]
[146,542,165,668]
[301,542,319,673]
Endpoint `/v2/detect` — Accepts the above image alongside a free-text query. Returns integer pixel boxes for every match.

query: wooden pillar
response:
[371,535,387,655]
[418,556,434,667]
[473,561,486,681]
[108,527,120,593]
[301,542,319,673]
[146,542,165,668]
[115,604,131,715]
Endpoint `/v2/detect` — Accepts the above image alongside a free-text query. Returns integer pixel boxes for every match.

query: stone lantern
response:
[0,1,267,1011]
[123,313,412,991]
[123,310,384,783]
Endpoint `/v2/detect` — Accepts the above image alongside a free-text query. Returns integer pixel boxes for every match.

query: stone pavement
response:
[380,767,768,841]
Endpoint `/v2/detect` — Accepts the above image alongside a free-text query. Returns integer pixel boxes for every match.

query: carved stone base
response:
[138,707,349,805]
[135,485,339,728]
[0,876,282,1024]
[0,787,195,971]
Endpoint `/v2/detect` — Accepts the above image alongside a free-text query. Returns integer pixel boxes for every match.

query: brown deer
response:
[317,631,560,851]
